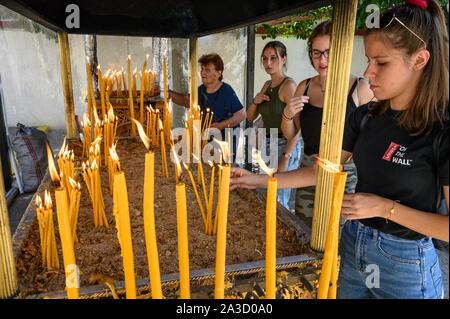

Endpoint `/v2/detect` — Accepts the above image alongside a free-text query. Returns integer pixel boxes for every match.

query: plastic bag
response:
[11,123,49,192]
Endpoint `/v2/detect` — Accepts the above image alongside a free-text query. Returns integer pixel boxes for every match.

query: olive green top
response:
[258,77,288,133]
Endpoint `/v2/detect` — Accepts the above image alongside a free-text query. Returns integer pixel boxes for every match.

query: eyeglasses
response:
[384,14,427,49]
[310,49,329,59]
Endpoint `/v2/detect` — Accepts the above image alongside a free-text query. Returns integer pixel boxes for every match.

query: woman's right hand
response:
[230,167,267,190]
[253,92,270,105]
[284,95,309,119]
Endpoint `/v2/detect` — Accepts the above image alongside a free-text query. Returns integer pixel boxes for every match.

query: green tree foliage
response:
[258,0,449,40]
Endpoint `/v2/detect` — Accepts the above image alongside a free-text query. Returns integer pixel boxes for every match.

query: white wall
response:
[254,34,368,93]
[0,29,66,130]
[198,28,247,108]
[1,28,368,133]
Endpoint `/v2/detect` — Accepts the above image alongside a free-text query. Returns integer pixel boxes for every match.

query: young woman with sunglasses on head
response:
[231,0,449,298]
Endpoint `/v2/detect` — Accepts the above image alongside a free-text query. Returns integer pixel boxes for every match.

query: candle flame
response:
[171,145,182,179]
[58,137,67,158]
[92,136,102,146]
[68,176,78,190]
[314,156,341,173]
[107,104,115,122]
[82,113,91,127]
[131,118,150,150]
[252,149,276,177]
[46,143,60,183]
[208,160,214,168]
[35,194,42,208]
[211,137,231,164]
[109,143,120,170]
[44,190,52,209]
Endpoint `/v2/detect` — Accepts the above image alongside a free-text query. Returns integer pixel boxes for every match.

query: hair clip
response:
[384,13,427,49]
[405,0,428,10]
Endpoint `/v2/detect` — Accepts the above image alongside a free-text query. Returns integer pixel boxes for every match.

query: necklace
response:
[270,76,286,92]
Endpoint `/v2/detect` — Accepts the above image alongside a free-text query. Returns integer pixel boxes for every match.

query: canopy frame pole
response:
[310,0,358,252]
[58,33,77,139]
[189,36,198,107]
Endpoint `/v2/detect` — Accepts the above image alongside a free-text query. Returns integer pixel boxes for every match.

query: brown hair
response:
[307,20,332,66]
[365,0,449,135]
[198,53,224,81]
[261,41,288,70]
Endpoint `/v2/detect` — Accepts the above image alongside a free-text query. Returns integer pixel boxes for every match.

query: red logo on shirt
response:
[382,142,400,161]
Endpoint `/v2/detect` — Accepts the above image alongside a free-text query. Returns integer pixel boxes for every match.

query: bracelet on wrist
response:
[385,200,399,223]
[282,111,293,121]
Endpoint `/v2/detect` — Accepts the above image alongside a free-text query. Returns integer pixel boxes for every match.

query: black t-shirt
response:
[342,104,449,240]
[300,79,359,156]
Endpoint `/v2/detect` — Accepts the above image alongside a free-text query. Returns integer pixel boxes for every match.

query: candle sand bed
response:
[15,138,306,297]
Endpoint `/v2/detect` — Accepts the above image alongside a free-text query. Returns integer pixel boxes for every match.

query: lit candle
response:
[132,68,137,97]
[159,119,168,178]
[143,151,163,299]
[253,149,278,299]
[132,118,163,299]
[206,161,215,235]
[176,180,190,299]
[317,171,347,299]
[55,186,79,299]
[140,54,149,132]
[183,163,206,227]
[265,176,277,299]
[214,163,231,299]
[113,171,137,299]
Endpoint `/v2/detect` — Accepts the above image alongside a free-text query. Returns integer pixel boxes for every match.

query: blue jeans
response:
[338,220,444,299]
[277,137,302,212]
[256,136,302,212]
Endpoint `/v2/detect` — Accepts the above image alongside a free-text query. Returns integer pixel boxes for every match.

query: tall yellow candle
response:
[133,69,137,97]
[214,164,231,299]
[143,151,163,299]
[163,57,167,107]
[176,182,190,299]
[206,162,215,235]
[140,55,149,130]
[265,177,277,299]
[317,172,347,299]
[328,238,339,299]
[113,171,137,299]
[55,187,79,299]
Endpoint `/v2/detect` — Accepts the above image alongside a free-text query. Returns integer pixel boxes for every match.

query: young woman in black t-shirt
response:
[280,21,374,224]
[231,0,448,299]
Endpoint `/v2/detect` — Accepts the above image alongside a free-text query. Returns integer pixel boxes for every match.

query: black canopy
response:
[0,0,331,37]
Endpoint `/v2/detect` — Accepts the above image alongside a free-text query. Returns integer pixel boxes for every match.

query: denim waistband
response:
[355,220,433,245]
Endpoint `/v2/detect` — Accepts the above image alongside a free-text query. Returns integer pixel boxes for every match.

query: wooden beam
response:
[310,0,358,252]
[189,36,198,107]
[58,33,77,139]
[0,153,18,298]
